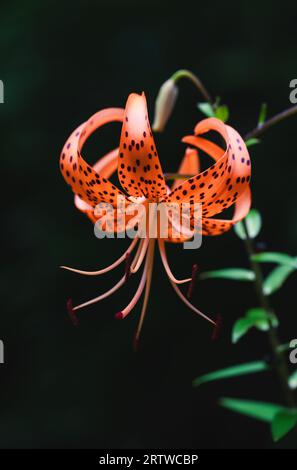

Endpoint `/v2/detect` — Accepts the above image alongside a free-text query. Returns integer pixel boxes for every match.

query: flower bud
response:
[152,79,178,132]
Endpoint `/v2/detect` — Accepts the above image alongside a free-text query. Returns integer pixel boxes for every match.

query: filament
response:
[72,276,126,311]
[130,237,149,273]
[158,238,191,284]
[134,239,156,348]
[117,248,150,319]
[170,280,216,325]
[60,237,138,276]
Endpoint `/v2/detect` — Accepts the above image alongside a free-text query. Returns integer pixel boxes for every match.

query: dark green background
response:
[1,0,296,449]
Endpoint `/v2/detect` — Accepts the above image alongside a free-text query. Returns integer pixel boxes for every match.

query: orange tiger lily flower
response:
[60,92,251,344]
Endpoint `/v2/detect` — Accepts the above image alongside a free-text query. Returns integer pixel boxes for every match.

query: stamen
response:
[125,252,132,281]
[73,276,126,312]
[187,264,198,299]
[134,239,156,349]
[130,237,150,274]
[133,336,140,352]
[67,298,79,326]
[60,237,138,276]
[170,281,215,325]
[115,311,124,320]
[116,246,150,319]
[212,314,222,340]
[158,239,191,284]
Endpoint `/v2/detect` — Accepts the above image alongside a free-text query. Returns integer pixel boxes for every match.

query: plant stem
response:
[242,220,296,408]
[171,69,215,106]
[164,172,194,180]
[244,105,297,141]
[164,70,297,407]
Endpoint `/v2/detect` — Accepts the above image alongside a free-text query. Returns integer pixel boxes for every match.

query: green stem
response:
[244,104,297,141]
[242,220,296,408]
[163,70,296,408]
[171,69,215,106]
[164,172,194,180]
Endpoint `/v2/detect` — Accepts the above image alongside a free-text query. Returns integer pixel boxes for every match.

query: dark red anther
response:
[67,298,79,326]
[211,314,222,341]
[133,336,140,353]
[187,264,198,299]
[115,311,124,320]
[125,252,132,281]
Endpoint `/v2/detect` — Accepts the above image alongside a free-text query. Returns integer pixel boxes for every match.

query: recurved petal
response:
[202,187,251,235]
[167,118,251,220]
[118,93,167,201]
[171,147,200,191]
[60,108,127,208]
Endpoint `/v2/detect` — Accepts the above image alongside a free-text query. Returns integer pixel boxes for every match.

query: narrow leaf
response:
[193,361,268,387]
[219,398,283,422]
[200,268,255,282]
[258,102,267,127]
[277,342,292,353]
[251,252,297,267]
[245,138,260,148]
[197,102,215,118]
[232,308,278,342]
[246,307,268,321]
[263,265,295,295]
[234,209,262,240]
[271,410,297,441]
[288,370,297,390]
[246,308,278,330]
[232,318,255,343]
[215,105,229,122]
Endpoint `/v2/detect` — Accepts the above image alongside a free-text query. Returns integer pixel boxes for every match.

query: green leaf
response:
[246,307,268,321]
[251,252,297,268]
[245,138,260,148]
[263,265,295,295]
[271,410,297,441]
[232,317,256,343]
[288,370,297,390]
[234,209,262,240]
[258,102,267,127]
[232,308,278,343]
[197,102,215,118]
[200,268,255,282]
[215,105,229,122]
[277,342,292,353]
[246,308,278,330]
[220,398,297,442]
[193,361,268,387]
[219,397,283,422]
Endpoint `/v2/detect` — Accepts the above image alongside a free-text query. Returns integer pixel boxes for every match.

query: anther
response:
[115,311,124,320]
[187,264,198,299]
[67,298,79,326]
[211,314,222,341]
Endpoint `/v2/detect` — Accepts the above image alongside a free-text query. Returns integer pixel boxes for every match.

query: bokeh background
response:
[1,0,296,449]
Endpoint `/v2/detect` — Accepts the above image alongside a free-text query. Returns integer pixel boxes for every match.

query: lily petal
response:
[171,147,200,191]
[60,108,127,208]
[202,187,251,235]
[168,117,251,218]
[118,92,167,201]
